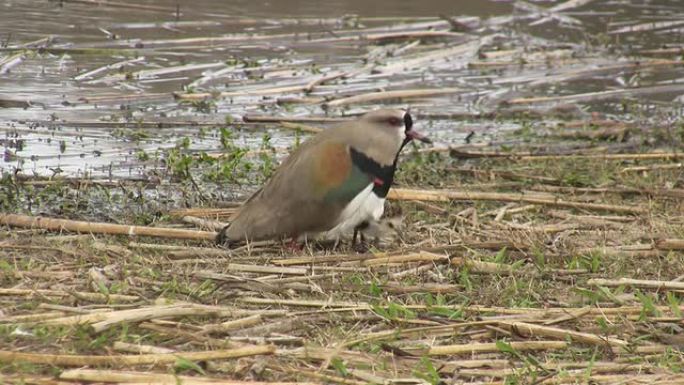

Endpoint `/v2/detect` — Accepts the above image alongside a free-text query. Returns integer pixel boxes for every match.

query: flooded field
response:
[1,0,683,183]
[2,1,684,385]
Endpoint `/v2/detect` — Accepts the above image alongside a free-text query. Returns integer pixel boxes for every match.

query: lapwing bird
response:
[216,108,431,247]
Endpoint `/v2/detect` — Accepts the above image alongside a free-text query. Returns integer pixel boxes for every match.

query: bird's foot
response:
[351,229,371,253]
[284,237,303,253]
[353,241,370,253]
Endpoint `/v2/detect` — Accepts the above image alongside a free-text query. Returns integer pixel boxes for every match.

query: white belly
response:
[323,184,385,240]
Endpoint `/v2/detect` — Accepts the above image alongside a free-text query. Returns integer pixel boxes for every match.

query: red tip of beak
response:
[406,129,432,144]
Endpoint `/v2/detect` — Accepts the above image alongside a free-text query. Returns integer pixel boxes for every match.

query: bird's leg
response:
[356,232,371,252]
[332,236,342,250]
[352,222,370,253]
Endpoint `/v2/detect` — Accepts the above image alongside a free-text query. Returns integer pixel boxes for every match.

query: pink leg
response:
[284,236,303,253]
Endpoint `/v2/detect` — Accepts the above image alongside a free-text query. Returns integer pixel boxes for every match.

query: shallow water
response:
[1,0,683,179]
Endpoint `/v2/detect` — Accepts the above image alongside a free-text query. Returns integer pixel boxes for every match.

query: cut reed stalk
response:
[0,214,217,241]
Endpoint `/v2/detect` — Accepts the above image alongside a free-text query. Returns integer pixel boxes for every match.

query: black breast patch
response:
[349,147,397,198]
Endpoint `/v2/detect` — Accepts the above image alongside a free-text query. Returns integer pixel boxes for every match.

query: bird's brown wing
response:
[221,138,372,243]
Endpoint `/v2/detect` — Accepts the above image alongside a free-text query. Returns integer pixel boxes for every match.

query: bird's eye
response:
[387,117,402,126]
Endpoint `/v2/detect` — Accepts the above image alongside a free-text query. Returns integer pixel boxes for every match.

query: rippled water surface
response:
[1,0,684,179]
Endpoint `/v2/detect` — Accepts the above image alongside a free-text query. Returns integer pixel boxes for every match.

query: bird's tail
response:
[215,224,232,246]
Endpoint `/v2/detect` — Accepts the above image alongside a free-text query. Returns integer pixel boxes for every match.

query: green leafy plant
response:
[413,357,441,385]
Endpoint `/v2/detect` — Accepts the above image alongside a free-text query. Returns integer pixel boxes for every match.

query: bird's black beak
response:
[404,112,432,144]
